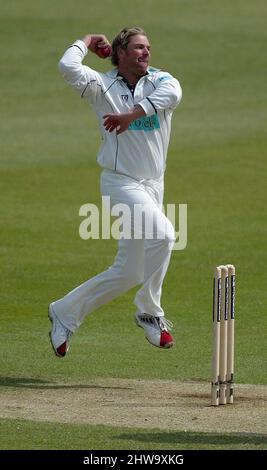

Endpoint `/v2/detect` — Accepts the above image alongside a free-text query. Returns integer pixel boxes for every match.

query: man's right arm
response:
[58,35,110,101]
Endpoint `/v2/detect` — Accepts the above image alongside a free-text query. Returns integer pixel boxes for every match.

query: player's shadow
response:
[117,430,267,447]
[0,376,131,390]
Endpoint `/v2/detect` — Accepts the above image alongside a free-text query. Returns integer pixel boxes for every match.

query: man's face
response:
[119,34,151,75]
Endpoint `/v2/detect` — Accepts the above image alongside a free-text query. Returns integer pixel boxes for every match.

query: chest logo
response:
[121,95,129,102]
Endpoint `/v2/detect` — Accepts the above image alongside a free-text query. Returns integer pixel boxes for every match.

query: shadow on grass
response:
[117,430,267,446]
[0,376,131,390]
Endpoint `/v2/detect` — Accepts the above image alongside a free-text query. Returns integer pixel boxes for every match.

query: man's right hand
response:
[82,34,111,57]
[103,106,146,135]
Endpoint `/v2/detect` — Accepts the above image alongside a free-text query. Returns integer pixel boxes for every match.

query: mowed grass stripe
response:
[0,419,266,450]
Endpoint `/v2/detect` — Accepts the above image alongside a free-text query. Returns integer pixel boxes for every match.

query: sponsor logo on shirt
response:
[128,114,160,132]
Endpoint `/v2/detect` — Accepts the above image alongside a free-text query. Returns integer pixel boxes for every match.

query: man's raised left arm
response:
[103,72,182,135]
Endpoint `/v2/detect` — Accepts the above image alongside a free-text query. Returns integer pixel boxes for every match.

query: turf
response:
[0,0,266,451]
[0,418,266,450]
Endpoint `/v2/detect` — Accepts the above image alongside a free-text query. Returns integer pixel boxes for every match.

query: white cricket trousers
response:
[52,169,176,332]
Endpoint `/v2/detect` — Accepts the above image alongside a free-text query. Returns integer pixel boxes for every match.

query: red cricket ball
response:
[97,45,112,59]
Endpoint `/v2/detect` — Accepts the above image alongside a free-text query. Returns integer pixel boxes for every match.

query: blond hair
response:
[111,27,147,66]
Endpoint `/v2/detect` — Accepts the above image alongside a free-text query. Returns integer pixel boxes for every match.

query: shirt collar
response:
[106,68,153,79]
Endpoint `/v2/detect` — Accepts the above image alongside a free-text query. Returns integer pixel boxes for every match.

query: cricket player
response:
[49,27,182,357]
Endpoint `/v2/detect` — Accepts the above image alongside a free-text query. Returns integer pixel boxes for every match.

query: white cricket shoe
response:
[48,304,72,357]
[135,312,174,348]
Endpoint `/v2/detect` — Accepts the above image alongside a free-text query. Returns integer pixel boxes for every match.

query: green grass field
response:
[0,0,266,451]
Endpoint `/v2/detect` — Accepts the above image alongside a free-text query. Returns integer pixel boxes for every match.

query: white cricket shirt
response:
[58,40,182,180]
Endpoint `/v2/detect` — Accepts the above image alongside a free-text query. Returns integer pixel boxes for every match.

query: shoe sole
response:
[146,337,174,349]
[135,315,174,349]
[48,305,66,358]
[135,316,142,329]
